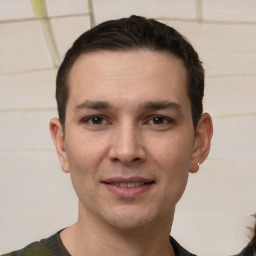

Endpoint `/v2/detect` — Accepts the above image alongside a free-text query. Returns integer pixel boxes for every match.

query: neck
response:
[61,203,175,256]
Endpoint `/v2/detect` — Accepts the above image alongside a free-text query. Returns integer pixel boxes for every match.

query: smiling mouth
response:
[102,179,154,198]
[108,182,151,188]
[103,180,155,188]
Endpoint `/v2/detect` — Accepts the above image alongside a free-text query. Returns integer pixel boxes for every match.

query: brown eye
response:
[151,117,166,124]
[146,115,175,127]
[83,116,107,125]
[90,116,104,125]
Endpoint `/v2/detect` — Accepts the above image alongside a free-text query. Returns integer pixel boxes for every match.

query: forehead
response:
[67,49,189,110]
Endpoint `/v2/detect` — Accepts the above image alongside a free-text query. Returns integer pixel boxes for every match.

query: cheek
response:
[160,157,189,208]
[66,132,106,169]
[66,144,99,203]
[150,132,194,169]
[150,134,192,201]
[64,134,108,198]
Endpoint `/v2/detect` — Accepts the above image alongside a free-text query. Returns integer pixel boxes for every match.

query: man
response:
[2,15,213,256]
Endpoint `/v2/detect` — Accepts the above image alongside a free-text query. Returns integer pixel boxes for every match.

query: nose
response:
[108,122,146,165]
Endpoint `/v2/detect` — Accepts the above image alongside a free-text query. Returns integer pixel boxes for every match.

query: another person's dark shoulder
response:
[233,217,256,256]
[1,231,70,256]
[170,236,197,256]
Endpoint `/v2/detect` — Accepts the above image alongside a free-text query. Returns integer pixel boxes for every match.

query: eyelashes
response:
[81,115,110,126]
[146,116,175,125]
[84,116,107,125]
[81,115,175,129]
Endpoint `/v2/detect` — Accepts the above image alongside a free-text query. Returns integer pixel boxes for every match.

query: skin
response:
[50,49,213,256]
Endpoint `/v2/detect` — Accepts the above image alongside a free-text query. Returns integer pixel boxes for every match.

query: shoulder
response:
[234,245,255,256]
[1,231,70,256]
[170,236,197,256]
[1,240,49,256]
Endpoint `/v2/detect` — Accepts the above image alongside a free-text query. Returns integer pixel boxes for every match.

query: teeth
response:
[111,182,145,188]
[128,182,135,188]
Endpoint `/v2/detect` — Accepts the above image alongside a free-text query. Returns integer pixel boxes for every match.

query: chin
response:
[109,217,152,231]
[103,206,159,231]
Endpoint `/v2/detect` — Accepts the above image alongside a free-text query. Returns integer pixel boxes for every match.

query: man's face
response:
[61,49,198,230]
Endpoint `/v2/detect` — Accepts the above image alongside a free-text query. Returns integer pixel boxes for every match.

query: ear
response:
[189,113,213,173]
[49,118,70,173]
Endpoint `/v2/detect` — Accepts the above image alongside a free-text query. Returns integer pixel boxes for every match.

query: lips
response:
[102,176,154,184]
[102,177,154,198]
[109,182,146,188]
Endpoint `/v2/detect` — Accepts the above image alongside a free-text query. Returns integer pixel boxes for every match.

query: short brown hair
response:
[56,15,204,128]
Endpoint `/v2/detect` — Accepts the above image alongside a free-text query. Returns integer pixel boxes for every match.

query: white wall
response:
[0,0,255,255]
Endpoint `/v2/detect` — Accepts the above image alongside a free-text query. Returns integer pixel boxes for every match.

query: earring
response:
[190,162,200,173]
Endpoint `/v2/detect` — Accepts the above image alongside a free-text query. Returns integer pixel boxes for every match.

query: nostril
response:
[108,137,146,164]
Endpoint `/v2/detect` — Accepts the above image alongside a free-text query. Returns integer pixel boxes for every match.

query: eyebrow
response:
[74,100,112,111]
[74,100,182,112]
[139,101,182,111]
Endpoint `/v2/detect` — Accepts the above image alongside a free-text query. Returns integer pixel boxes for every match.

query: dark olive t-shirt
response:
[1,231,196,256]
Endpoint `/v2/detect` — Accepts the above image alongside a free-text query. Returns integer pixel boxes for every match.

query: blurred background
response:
[0,0,256,255]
